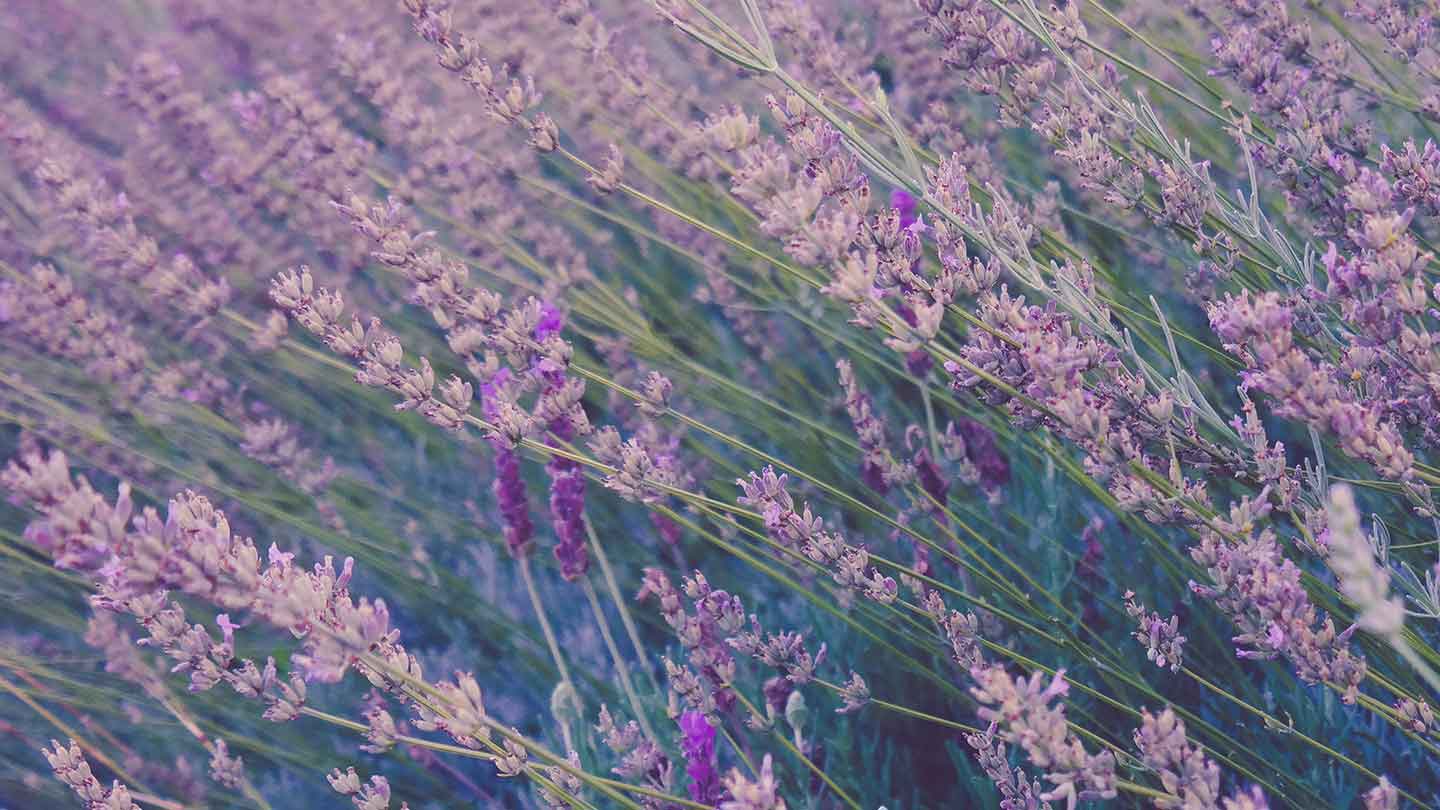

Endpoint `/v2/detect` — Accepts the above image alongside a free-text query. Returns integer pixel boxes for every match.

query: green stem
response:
[581,576,657,742]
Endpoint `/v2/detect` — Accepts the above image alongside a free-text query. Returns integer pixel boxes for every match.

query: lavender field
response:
[3,0,1440,807]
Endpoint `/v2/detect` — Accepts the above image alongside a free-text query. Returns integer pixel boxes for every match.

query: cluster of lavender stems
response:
[5,0,1440,809]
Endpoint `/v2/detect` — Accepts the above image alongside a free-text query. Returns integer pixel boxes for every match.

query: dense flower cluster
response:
[4,0,1440,808]
[1190,522,1368,702]
[1123,591,1187,673]
[969,665,1116,809]
[1133,708,1268,810]
[44,741,139,810]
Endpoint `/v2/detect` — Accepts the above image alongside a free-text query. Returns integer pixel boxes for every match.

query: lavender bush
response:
[3,0,1440,807]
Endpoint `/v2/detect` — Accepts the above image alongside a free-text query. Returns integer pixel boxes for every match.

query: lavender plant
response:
[3,0,1440,808]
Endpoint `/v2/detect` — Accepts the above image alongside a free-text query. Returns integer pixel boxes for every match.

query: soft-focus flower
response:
[677,711,719,802]
[720,754,786,810]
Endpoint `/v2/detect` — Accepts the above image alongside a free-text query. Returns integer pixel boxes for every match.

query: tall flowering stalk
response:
[964,722,1053,810]
[2,449,621,809]
[44,740,140,810]
[968,664,1116,809]
[737,466,898,604]
[1133,708,1268,810]
[1189,522,1368,702]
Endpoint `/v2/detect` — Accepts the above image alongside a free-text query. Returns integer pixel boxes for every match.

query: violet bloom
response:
[737,467,897,604]
[637,568,738,715]
[483,369,533,558]
[1189,526,1366,701]
[532,301,590,580]
[492,437,533,558]
[969,665,1117,808]
[45,740,139,810]
[1135,708,1268,810]
[1123,591,1186,673]
[836,359,909,494]
[650,512,683,546]
[893,300,934,377]
[964,723,1051,810]
[547,455,588,581]
[534,301,564,342]
[890,188,918,229]
[912,447,949,518]
[953,417,1011,492]
[1208,289,1414,482]
[678,711,720,803]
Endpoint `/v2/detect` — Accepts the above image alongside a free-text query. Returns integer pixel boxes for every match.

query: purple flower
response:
[650,512,683,546]
[45,740,140,810]
[963,419,1009,489]
[969,665,1117,808]
[890,188,918,229]
[1123,592,1186,672]
[547,455,588,581]
[1203,288,1416,481]
[479,367,514,421]
[1189,525,1366,702]
[534,301,564,341]
[493,443,533,559]
[913,447,949,514]
[1135,708,1268,810]
[836,359,910,494]
[638,569,737,715]
[678,711,720,803]
[964,723,1051,810]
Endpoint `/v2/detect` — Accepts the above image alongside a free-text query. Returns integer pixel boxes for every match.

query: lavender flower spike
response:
[1325,485,1404,639]
[548,454,589,580]
[964,722,1053,810]
[969,665,1116,810]
[1123,592,1186,673]
[720,754,786,810]
[678,710,720,803]
[44,739,139,810]
[1134,707,1268,810]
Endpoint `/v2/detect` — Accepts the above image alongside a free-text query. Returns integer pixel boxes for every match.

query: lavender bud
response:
[207,740,246,788]
[638,371,672,416]
[1326,485,1403,638]
[529,113,560,153]
[587,144,624,194]
[835,672,870,714]
[1123,591,1186,672]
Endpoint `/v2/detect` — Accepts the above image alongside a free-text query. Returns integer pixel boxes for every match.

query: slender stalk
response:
[581,576,657,742]
[518,554,581,751]
[584,519,660,693]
